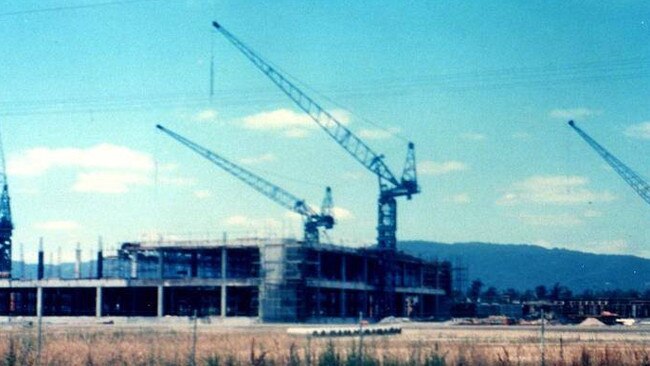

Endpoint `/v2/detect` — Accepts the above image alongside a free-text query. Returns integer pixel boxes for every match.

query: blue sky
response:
[1,1,649,262]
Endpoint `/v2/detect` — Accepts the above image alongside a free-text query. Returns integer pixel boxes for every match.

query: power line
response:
[0,0,162,18]
[1,56,648,117]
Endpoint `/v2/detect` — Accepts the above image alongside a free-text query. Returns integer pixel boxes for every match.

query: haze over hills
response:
[399,241,650,293]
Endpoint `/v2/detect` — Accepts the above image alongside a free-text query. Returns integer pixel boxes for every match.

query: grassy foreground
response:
[0,324,649,366]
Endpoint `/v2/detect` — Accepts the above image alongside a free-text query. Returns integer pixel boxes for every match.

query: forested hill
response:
[399,241,650,292]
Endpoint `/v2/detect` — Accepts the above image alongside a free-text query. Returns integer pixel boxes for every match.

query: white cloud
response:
[194,190,212,199]
[283,206,353,221]
[549,108,600,119]
[343,171,367,180]
[284,211,303,221]
[8,144,154,177]
[447,193,471,204]
[194,108,218,122]
[241,108,350,138]
[358,127,401,140]
[5,144,188,194]
[157,163,179,172]
[243,109,310,130]
[223,215,282,230]
[512,132,531,140]
[498,175,615,205]
[157,176,196,187]
[73,171,151,194]
[460,132,486,141]
[332,206,354,220]
[34,220,81,231]
[624,121,650,140]
[419,160,468,176]
[224,215,248,226]
[588,239,631,254]
[284,128,309,138]
[532,239,648,257]
[240,153,276,165]
[583,209,602,218]
[14,187,40,196]
[517,213,583,227]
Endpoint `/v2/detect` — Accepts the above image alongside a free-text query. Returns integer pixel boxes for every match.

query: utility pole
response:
[540,309,546,366]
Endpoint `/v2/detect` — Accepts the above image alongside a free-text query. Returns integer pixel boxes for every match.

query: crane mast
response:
[0,128,12,278]
[212,21,420,316]
[157,125,334,244]
[568,120,650,206]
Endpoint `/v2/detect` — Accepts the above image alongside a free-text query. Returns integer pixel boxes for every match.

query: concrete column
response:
[97,238,103,279]
[340,255,347,317]
[316,251,322,317]
[220,286,227,318]
[19,242,25,279]
[221,247,227,279]
[435,265,440,317]
[317,251,322,279]
[363,256,368,283]
[75,243,82,279]
[130,253,138,279]
[419,265,424,287]
[37,238,44,280]
[419,294,424,317]
[157,285,164,317]
[57,246,62,278]
[190,252,198,278]
[36,286,43,317]
[96,287,103,317]
[221,246,227,317]
[157,250,164,279]
[362,257,369,316]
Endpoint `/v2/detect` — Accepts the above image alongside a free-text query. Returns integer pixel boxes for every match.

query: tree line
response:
[463,279,650,304]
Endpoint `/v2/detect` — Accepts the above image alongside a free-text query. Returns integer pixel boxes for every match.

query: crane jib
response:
[156,125,322,218]
[568,120,650,206]
[211,21,404,189]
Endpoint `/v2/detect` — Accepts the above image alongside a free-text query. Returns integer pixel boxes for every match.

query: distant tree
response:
[550,283,562,301]
[603,289,625,299]
[483,286,499,304]
[549,282,573,301]
[644,289,650,300]
[559,287,573,301]
[468,279,483,302]
[535,285,548,300]
[503,288,520,303]
[521,289,535,302]
[580,289,595,300]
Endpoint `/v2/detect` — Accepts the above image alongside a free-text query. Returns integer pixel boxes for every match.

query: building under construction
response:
[0,237,452,322]
[0,21,453,322]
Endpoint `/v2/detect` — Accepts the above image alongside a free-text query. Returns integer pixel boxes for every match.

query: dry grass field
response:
[0,321,649,365]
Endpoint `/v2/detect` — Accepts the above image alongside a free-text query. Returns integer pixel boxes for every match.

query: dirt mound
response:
[579,317,606,327]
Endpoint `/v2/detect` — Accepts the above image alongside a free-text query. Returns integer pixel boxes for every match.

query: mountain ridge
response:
[398,240,650,292]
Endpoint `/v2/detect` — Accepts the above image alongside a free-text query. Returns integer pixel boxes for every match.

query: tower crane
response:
[0,129,13,278]
[212,21,420,316]
[568,120,650,206]
[156,125,334,245]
